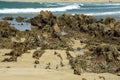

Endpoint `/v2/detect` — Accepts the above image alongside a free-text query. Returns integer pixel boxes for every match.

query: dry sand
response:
[2,0,120,3]
[0,48,120,80]
[0,68,119,80]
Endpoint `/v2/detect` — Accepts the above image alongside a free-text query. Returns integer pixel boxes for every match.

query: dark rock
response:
[33,50,45,59]
[2,56,17,62]
[92,44,119,62]
[30,11,56,29]
[6,66,11,68]
[82,44,120,73]
[16,16,24,22]
[117,73,120,76]
[34,65,37,68]
[82,78,87,80]
[0,21,10,27]
[34,60,39,64]
[56,53,62,60]
[3,16,13,20]
[58,13,79,31]
[45,62,51,69]
[54,51,57,55]
[56,65,58,69]
[60,61,64,67]
[114,21,120,37]
[73,64,82,75]
[66,51,73,60]
[0,21,19,38]
[99,76,105,80]
[104,17,115,24]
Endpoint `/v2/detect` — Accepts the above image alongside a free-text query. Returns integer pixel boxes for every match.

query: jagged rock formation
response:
[0,11,120,75]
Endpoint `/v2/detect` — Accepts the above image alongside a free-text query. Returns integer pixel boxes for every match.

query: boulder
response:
[16,16,24,22]
[0,21,10,27]
[3,16,13,20]
[104,17,115,24]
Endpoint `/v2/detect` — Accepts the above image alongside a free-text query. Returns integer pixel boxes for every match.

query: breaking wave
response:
[0,4,80,14]
[85,11,120,16]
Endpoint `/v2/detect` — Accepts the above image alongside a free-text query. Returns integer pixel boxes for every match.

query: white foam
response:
[103,3,120,6]
[79,3,84,6]
[93,3,120,6]
[72,11,120,16]
[85,11,120,16]
[0,4,80,14]
[82,6,120,10]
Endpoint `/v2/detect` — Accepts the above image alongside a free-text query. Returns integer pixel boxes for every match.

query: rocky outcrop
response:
[69,44,120,75]
[0,11,120,75]
[30,11,57,29]
[0,21,20,48]
[0,21,19,38]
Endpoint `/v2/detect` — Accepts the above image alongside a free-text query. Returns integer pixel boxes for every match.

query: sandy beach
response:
[2,0,120,3]
[0,49,119,80]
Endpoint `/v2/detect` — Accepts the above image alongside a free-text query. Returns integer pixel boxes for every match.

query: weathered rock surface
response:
[0,11,120,76]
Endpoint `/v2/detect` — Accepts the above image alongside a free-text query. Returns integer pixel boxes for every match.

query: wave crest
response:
[0,4,80,14]
[85,11,120,16]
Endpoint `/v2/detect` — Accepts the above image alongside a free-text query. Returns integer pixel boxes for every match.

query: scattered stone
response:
[60,61,64,67]
[57,53,63,60]
[54,51,58,55]
[99,76,105,80]
[34,65,37,68]
[82,78,87,80]
[6,66,11,68]
[33,50,45,59]
[45,62,51,69]
[1,57,17,62]
[54,51,62,60]
[56,64,58,69]
[117,73,120,76]
[73,63,82,75]
[66,51,73,60]
[34,60,39,64]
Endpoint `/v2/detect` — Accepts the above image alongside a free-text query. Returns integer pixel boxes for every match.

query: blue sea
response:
[0,1,120,20]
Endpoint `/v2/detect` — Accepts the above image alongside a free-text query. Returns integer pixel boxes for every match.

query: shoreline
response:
[1,0,120,3]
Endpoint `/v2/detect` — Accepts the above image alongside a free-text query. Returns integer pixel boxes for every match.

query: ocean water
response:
[0,1,120,20]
